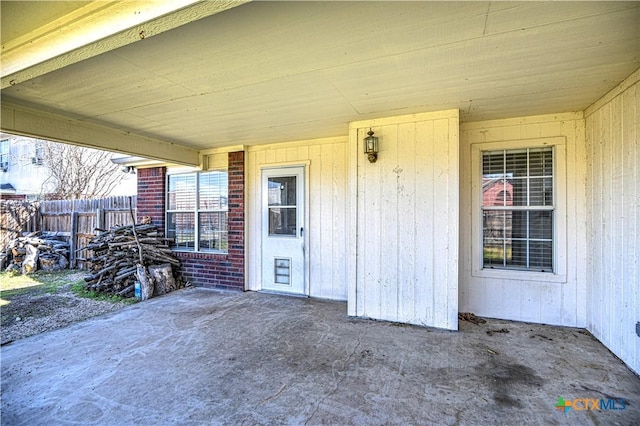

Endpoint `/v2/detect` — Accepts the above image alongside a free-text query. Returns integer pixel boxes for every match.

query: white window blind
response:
[481,147,554,272]
[166,170,228,252]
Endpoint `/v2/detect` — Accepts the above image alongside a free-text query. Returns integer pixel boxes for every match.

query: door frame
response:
[259,162,310,295]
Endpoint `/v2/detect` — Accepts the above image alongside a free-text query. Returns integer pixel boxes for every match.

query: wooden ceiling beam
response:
[1,101,199,166]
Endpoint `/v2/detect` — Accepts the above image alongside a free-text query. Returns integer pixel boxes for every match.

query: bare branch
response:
[41,142,127,200]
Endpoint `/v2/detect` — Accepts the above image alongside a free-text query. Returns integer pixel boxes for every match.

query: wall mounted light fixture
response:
[363,129,379,163]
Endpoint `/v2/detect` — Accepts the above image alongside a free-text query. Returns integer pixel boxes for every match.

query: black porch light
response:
[363,129,379,163]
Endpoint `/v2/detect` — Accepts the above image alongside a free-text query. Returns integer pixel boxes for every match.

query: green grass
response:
[70,282,137,304]
[0,269,135,306]
[0,269,83,303]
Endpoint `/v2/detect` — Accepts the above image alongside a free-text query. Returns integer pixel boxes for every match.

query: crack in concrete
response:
[259,384,288,405]
[304,330,362,425]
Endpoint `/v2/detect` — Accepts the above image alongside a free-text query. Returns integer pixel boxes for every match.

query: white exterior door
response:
[261,166,306,295]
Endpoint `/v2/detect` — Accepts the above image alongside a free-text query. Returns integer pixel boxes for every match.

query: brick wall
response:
[136,154,244,291]
[0,194,26,201]
[137,167,166,229]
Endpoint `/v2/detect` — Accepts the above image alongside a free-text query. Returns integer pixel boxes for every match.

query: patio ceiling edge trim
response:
[1,0,251,89]
[1,101,199,167]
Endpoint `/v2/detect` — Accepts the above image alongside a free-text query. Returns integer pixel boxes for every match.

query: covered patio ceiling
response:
[1,1,639,166]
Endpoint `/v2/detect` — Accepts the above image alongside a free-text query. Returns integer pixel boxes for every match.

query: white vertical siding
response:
[459,112,588,327]
[585,70,639,375]
[349,110,459,330]
[246,137,348,300]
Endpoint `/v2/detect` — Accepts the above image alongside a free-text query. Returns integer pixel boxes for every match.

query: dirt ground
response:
[1,271,128,345]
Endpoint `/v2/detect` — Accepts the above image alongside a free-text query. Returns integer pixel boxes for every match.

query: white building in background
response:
[0,133,137,200]
[0,133,50,200]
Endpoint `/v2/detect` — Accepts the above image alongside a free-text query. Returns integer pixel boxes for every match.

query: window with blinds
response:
[166,171,228,252]
[481,147,553,272]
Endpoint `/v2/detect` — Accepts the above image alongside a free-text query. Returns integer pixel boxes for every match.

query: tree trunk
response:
[149,263,175,296]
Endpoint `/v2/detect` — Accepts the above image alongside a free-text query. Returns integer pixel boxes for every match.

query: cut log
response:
[4,232,70,274]
[136,264,154,301]
[117,285,134,296]
[21,244,39,274]
[149,263,175,296]
[79,223,182,298]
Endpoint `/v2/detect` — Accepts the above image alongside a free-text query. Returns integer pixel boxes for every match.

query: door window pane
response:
[268,177,296,206]
[269,207,297,236]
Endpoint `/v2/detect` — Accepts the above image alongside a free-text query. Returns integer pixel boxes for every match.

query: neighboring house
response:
[0,133,49,200]
[1,2,638,375]
[0,134,137,200]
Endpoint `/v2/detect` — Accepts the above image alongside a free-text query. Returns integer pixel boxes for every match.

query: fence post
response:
[70,211,78,268]
[96,208,105,230]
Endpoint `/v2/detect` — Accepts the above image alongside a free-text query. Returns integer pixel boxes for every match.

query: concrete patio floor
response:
[2,288,639,425]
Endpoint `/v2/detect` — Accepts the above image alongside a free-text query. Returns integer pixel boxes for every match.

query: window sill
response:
[472,268,567,283]
[171,248,229,256]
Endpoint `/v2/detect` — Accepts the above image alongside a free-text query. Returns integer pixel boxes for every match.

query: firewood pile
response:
[2,232,70,274]
[83,224,183,298]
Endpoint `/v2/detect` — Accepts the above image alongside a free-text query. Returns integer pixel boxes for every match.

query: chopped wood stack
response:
[83,224,182,298]
[2,232,70,274]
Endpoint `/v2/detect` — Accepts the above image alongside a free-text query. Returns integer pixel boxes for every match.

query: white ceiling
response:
[1,1,639,154]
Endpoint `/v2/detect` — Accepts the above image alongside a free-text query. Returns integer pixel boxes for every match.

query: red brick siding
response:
[137,167,166,229]
[135,154,244,290]
[0,194,26,201]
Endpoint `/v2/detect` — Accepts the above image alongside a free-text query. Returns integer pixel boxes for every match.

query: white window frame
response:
[166,169,228,254]
[32,142,44,165]
[471,137,567,283]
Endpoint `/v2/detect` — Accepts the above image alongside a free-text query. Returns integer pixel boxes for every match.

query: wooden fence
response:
[1,196,137,269]
[0,200,41,250]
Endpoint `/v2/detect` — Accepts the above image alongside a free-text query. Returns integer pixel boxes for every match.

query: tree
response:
[41,142,127,200]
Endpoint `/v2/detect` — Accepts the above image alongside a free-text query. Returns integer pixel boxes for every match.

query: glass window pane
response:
[529,177,553,206]
[269,207,297,235]
[199,171,228,210]
[168,174,195,210]
[510,210,528,239]
[505,150,528,177]
[482,179,512,207]
[529,211,553,240]
[529,241,553,271]
[483,210,511,268]
[167,212,195,250]
[529,148,553,177]
[482,151,505,176]
[199,212,228,251]
[483,237,506,268]
[510,178,528,206]
[268,177,296,206]
[481,147,554,272]
[482,209,553,272]
[510,239,528,267]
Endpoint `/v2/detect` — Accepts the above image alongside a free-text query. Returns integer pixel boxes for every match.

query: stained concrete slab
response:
[2,288,639,425]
